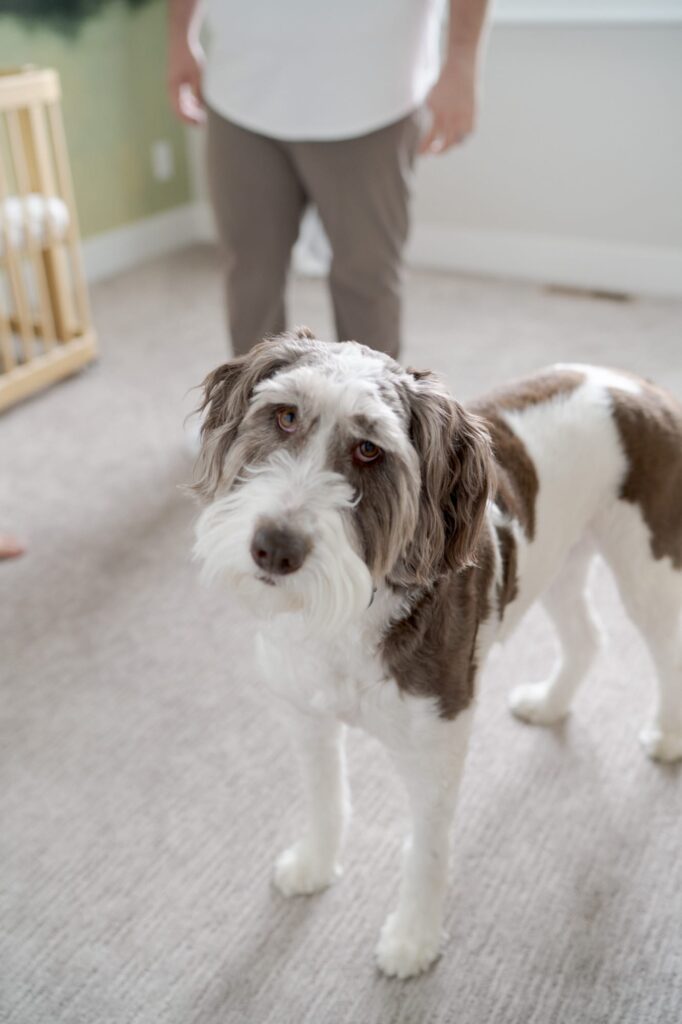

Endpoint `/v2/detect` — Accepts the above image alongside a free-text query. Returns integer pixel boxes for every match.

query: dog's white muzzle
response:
[194,451,373,633]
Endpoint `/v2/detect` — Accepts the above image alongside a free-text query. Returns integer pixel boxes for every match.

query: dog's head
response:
[193,330,492,631]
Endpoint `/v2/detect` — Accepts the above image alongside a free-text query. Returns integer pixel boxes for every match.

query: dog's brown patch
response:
[484,418,539,539]
[393,371,494,585]
[476,369,586,415]
[495,523,519,615]
[471,369,585,539]
[610,382,682,568]
[193,333,317,500]
[382,371,587,716]
[329,433,419,583]
[382,528,496,719]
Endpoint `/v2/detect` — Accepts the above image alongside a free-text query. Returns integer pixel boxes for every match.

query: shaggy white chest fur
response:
[254,585,426,739]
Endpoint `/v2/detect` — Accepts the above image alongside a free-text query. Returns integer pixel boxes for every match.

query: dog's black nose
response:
[250,523,311,576]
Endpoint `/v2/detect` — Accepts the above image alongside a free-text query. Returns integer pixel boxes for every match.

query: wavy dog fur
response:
[193,331,315,501]
[190,333,682,981]
[395,370,493,586]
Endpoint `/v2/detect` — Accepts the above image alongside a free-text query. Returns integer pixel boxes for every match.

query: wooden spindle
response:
[45,99,91,333]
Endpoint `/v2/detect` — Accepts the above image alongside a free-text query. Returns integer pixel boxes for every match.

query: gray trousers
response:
[206,107,421,359]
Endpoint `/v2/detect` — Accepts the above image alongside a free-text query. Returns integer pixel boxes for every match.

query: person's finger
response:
[418,113,443,155]
[430,112,474,154]
[169,80,189,123]
[180,82,206,125]
[0,534,25,559]
[170,79,205,125]
[439,125,469,153]
[423,127,450,155]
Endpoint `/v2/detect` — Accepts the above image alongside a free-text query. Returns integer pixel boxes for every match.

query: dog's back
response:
[473,366,631,573]
[472,363,682,762]
[471,363,682,591]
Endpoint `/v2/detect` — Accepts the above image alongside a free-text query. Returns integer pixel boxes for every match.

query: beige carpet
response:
[1,246,681,1024]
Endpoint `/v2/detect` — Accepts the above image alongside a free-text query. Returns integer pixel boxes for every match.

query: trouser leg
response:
[206,108,307,355]
[291,112,421,359]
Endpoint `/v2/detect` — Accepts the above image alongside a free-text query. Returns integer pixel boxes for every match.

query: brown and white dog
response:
[192,330,682,978]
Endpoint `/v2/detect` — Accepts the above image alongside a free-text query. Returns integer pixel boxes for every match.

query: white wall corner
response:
[407,224,682,299]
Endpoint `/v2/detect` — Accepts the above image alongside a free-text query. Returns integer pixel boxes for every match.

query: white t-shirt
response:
[202,0,444,141]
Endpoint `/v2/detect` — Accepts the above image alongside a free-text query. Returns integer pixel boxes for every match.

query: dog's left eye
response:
[276,407,298,433]
[353,440,383,465]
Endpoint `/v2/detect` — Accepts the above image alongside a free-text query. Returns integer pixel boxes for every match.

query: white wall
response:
[408,21,682,294]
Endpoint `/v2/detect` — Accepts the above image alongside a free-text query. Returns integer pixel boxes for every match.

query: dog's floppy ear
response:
[403,369,493,581]
[192,332,311,500]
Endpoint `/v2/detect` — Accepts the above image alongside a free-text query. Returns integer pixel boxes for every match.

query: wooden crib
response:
[0,67,96,413]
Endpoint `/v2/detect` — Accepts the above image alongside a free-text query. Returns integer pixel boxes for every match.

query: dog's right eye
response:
[276,407,298,433]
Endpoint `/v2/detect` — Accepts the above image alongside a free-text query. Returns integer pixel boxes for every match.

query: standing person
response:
[168,0,489,360]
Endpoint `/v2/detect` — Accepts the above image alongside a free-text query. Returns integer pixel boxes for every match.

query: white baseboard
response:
[492,2,682,26]
[193,201,218,244]
[407,224,682,298]
[82,200,682,299]
[82,203,206,284]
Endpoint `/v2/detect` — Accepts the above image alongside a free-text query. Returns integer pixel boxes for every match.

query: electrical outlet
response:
[151,140,175,182]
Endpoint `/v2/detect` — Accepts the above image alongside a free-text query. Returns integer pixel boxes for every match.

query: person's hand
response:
[419,53,477,155]
[0,533,25,560]
[168,37,205,125]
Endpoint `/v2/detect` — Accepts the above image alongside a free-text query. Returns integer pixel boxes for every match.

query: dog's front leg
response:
[273,712,348,897]
[376,705,474,979]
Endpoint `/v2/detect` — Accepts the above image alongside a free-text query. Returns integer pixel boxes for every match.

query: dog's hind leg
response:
[594,502,682,763]
[638,630,682,763]
[509,536,601,726]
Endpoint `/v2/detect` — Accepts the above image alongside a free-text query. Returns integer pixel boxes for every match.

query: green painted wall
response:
[0,0,192,238]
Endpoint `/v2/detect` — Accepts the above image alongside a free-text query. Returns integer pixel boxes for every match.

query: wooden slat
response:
[2,255,34,361]
[0,136,16,371]
[8,311,56,339]
[5,108,30,192]
[0,283,15,372]
[23,104,56,195]
[19,106,57,347]
[0,68,60,112]
[0,130,12,209]
[17,103,76,343]
[0,127,35,362]
[0,329,96,412]
[2,110,35,359]
[45,100,91,334]
[31,252,57,349]
[18,222,59,351]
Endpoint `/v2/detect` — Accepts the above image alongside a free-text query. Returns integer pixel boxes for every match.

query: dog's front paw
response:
[273,842,341,897]
[639,725,682,763]
[508,682,568,726]
[375,912,442,979]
